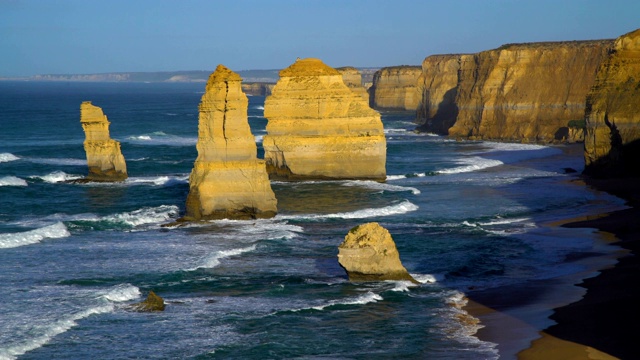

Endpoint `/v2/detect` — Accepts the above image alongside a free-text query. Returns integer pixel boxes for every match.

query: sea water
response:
[0,81,625,359]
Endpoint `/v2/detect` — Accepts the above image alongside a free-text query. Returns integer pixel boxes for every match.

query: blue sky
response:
[1,0,639,76]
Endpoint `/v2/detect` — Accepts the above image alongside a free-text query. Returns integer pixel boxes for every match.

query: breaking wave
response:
[278,200,418,221]
[0,176,27,187]
[0,153,19,163]
[0,222,70,249]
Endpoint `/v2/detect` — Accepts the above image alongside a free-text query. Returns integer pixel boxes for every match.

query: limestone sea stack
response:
[338,222,417,283]
[336,66,370,102]
[184,65,277,220]
[369,66,422,111]
[263,58,386,181]
[80,101,128,182]
[584,28,640,177]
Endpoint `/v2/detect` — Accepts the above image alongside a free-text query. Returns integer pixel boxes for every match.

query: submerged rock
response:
[129,291,165,312]
[184,64,277,221]
[80,101,128,181]
[263,58,386,181]
[338,222,417,283]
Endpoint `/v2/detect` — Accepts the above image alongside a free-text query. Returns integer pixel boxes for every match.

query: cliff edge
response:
[369,66,422,111]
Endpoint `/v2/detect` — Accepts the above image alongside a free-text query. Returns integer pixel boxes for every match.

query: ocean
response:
[0,81,626,359]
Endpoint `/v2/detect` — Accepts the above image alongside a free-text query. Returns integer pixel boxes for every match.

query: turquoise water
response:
[0,81,623,359]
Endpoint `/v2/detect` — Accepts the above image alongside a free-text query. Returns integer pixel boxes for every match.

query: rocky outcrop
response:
[584,29,640,177]
[338,222,417,283]
[80,101,127,181]
[446,40,613,142]
[129,291,165,312]
[184,65,277,220]
[241,82,275,96]
[336,66,369,102]
[415,54,471,133]
[369,66,422,111]
[263,58,386,181]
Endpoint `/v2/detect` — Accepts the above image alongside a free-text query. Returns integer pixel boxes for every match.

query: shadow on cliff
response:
[416,87,459,135]
[584,117,640,178]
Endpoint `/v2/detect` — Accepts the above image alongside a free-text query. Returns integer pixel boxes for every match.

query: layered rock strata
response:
[184,65,277,220]
[444,40,613,142]
[263,58,386,181]
[369,66,422,110]
[338,222,417,283]
[584,29,640,176]
[80,101,128,181]
[336,66,370,102]
[241,82,275,96]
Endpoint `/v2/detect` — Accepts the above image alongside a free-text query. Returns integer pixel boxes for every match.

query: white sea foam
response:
[0,304,113,360]
[341,180,420,195]
[209,219,304,240]
[311,291,383,311]
[386,173,427,181]
[0,153,19,163]
[101,284,142,302]
[188,245,257,270]
[99,205,179,227]
[126,175,189,186]
[437,157,504,174]
[412,273,443,284]
[277,200,418,221]
[253,105,265,110]
[26,157,86,166]
[254,135,264,143]
[30,171,83,183]
[0,222,70,249]
[125,132,196,146]
[0,176,27,187]
[479,142,547,152]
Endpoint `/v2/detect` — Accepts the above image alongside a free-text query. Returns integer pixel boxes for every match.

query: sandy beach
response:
[466,174,640,359]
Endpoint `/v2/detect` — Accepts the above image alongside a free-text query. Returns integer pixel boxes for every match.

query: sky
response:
[1,0,639,77]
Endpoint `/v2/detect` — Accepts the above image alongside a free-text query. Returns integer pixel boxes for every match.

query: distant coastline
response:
[0,68,380,84]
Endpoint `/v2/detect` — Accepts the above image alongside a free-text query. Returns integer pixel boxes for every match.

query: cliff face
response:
[80,101,127,181]
[241,82,275,96]
[336,66,369,102]
[263,58,386,181]
[415,54,471,134]
[584,29,640,176]
[369,66,422,111]
[446,40,613,142]
[184,65,277,220]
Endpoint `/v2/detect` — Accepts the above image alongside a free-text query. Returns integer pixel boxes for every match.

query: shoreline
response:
[463,144,638,359]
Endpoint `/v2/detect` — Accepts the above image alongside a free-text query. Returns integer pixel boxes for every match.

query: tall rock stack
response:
[184,65,277,220]
[584,29,640,177]
[263,58,386,181]
[336,66,370,102]
[80,101,128,182]
[369,66,422,111]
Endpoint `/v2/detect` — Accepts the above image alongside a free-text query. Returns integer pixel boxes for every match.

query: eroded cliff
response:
[80,101,127,181]
[369,66,422,111]
[263,58,386,181]
[336,66,370,102]
[584,29,640,176]
[416,40,613,142]
[184,65,277,220]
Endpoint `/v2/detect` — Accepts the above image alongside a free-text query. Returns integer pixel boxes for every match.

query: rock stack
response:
[369,66,422,111]
[336,66,370,102]
[80,101,128,182]
[338,222,417,283]
[263,58,386,181]
[584,28,640,177]
[184,65,277,220]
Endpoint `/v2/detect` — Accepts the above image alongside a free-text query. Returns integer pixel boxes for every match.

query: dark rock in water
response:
[129,291,165,312]
[563,167,578,174]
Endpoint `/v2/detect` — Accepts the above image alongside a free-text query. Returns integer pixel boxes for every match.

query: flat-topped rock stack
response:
[263,58,386,181]
[80,101,128,182]
[336,66,370,102]
[184,65,277,220]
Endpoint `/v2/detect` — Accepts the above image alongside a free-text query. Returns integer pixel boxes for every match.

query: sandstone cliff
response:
[184,65,277,220]
[338,222,417,283]
[263,58,386,181]
[369,66,422,111]
[80,101,128,181]
[584,29,640,176]
[336,66,369,102]
[241,82,275,96]
[445,40,613,142]
[415,54,471,134]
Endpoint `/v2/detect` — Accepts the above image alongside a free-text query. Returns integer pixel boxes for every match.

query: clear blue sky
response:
[1,0,639,76]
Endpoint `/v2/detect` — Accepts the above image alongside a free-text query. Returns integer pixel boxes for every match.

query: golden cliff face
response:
[80,101,127,181]
[416,54,471,134]
[184,65,277,220]
[263,58,386,181]
[447,40,613,142]
[584,29,640,176]
[369,66,422,111]
[336,66,370,102]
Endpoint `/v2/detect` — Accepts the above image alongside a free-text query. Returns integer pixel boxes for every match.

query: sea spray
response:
[0,222,70,249]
